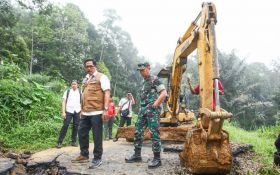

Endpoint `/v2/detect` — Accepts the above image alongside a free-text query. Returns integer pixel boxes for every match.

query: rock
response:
[21,153,31,159]
[232,143,253,157]
[5,152,19,159]
[163,144,183,152]
[23,150,31,155]
[0,158,15,174]
[13,164,26,175]
[16,158,27,165]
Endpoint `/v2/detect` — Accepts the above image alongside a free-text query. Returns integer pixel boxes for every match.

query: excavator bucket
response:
[115,124,194,142]
[179,128,232,174]
[179,108,233,174]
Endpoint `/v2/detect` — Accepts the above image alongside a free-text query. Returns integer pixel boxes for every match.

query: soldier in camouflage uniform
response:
[125,62,167,169]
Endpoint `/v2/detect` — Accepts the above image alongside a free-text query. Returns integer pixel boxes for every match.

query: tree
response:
[96,9,143,106]
[0,0,29,70]
[0,0,17,28]
[0,29,29,69]
[218,51,278,129]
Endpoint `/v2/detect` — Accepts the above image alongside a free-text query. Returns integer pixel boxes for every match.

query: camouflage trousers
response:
[134,105,161,153]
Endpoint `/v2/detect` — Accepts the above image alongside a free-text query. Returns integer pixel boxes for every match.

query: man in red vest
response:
[187,77,224,109]
[103,96,116,140]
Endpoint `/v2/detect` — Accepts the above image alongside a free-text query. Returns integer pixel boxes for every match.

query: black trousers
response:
[58,111,80,144]
[79,114,103,159]
[119,115,132,127]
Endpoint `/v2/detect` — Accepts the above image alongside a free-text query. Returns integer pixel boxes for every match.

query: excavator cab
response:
[157,66,194,126]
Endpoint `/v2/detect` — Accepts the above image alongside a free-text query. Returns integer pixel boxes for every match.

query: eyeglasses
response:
[85,65,95,68]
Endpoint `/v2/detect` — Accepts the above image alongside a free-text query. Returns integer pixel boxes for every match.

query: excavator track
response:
[115,124,194,142]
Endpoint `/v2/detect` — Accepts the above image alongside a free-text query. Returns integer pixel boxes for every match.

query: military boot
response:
[125,148,142,163]
[148,152,162,169]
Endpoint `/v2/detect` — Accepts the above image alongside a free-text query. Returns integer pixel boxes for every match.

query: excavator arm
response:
[175,2,233,174]
[159,2,233,173]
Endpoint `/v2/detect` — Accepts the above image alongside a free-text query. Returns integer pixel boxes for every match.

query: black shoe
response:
[70,142,78,147]
[148,152,161,169]
[148,158,162,169]
[89,159,102,169]
[113,138,118,142]
[56,143,62,149]
[125,154,142,163]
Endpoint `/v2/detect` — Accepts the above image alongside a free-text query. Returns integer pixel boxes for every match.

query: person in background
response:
[118,92,135,127]
[57,80,81,148]
[103,96,116,140]
[187,76,224,110]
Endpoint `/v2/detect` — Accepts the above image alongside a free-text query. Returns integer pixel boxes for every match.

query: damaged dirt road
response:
[27,140,184,175]
[2,140,261,175]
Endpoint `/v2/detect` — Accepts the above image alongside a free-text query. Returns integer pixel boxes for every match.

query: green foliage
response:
[97,61,112,80]
[225,122,280,174]
[25,73,51,84]
[0,79,61,132]
[0,2,146,151]
[273,87,280,110]
[0,0,17,28]
[112,96,120,105]
[24,74,65,93]
[0,63,21,80]
[224,122,276,164]
[258,166,280,175]
[45,80,65,94]
[0,75,65,150]
[217,50,279,129]
[0,27,29,69]
[0,119,61,150]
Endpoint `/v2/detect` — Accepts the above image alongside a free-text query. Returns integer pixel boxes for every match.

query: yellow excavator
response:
[116,2,233,174]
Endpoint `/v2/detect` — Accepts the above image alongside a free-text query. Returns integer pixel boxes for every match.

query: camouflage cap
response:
[137,62,150,70]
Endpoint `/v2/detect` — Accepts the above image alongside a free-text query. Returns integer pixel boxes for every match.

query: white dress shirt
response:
[62,89,81,113]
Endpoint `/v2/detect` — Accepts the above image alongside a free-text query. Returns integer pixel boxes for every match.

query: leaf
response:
[21,98,32,105]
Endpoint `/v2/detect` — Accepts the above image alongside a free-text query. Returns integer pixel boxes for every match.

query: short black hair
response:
[84,59,97,66]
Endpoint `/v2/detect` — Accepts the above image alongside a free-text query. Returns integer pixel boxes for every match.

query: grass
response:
[225,122,280,174]
[224,121,276,164]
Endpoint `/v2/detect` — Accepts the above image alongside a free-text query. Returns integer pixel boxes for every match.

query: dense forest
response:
[0,0,145,149]
[0,0,280,159]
